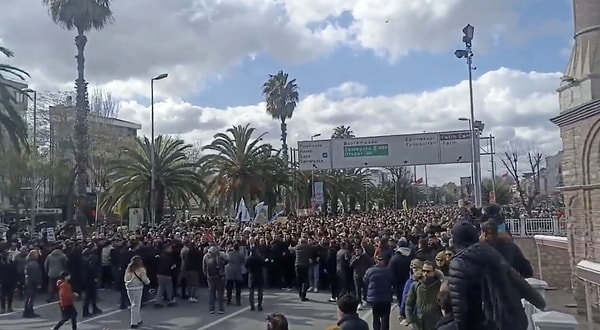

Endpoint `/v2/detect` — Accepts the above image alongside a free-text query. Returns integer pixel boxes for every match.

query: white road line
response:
[0,301,59,317]
[79,299,156,324]
[360,303,398,321]
[194,306,251,330]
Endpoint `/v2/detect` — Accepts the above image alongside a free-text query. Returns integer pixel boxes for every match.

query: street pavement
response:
[0,288,402,330]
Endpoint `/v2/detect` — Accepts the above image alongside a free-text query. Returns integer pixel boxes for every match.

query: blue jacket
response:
[400,272,415,317]
[363,265,394,304]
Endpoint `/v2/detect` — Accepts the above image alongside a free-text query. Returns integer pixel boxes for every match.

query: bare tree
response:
[500,141,545,216]
[90,88,120,118]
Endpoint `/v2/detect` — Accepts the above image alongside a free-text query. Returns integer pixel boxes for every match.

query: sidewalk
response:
[545,289,600,330]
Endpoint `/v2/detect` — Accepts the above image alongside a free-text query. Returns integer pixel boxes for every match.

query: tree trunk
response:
[74,28,90,227]
[280,119,288,160]
[156,184,166,223]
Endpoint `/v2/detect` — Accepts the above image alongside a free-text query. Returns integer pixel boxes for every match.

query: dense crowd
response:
[0,202,549,330]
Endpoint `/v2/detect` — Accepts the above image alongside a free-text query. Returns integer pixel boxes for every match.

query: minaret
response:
[558,0,600,112]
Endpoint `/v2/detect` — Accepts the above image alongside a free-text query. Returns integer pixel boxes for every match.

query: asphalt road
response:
[0,288,402,330]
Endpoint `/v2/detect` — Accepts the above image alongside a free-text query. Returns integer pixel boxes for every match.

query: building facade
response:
[540,151,564,197]
[550,0,600,319]
[49,104,141,190]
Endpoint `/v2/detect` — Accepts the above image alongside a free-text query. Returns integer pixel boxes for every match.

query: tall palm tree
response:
[262,70,299,160]
[42,0,114,225]
[0,46,29,151]
[200,124,287,212]
[332,125,355,139]
[100,136,207,222]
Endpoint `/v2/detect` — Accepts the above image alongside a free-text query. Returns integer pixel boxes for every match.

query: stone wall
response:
[514,236,572,290]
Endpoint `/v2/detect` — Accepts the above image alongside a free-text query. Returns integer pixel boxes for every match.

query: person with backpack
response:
[447,221,546,330]
[202,245,228,314]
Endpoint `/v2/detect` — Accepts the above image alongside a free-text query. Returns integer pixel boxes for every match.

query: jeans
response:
[52,305,77,330]
[225,280,242,304]
[295,266,309,299]
[127,287,143,326]
[371,301,391,330]
[23,284,37,316]
[353,277,363,303]
[207,277,225,312]
[308,264,320,289]
[156,275,173,305]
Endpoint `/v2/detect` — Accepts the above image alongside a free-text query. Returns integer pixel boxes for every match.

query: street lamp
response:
[455,24,482,207]
[309,133,321,206]
[458,117,475,197]
[150,73,168,226]
[364,162,369,211]
[22,88,37,230]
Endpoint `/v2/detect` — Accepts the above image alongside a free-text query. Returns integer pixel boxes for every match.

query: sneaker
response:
[218,310,225,314]
[188,297,195,303]
[313,288,318,293]
[308,287,313,291]
[328,297,337,303]
[209,310,215,314]
[357,303,363,310]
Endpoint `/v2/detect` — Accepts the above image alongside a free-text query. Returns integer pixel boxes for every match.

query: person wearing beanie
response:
[400,258,423,323]
[447,221,546,330]
[335,295,369,330]
[51,272,78,330]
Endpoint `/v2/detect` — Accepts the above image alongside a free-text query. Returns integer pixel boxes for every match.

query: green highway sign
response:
[343,144,389,157]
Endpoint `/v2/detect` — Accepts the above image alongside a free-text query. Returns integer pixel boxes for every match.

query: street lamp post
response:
[150,73,168,226]
[310,133,321,205]
[364,162,368,211]
[455,24,482,207]
[22,88,37,230]
[458,117,475,202]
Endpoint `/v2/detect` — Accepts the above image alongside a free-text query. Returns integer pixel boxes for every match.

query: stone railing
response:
[576,260,600,327]
[507,217,567,237]
[533,235,572,290]
[524,278,579,330]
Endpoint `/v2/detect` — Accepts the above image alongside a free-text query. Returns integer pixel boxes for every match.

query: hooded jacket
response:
[57,279,74,309]
[448,242,546,330]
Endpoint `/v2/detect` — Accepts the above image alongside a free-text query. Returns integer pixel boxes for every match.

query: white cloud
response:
[1,0,523,96]
[116,67,563,185]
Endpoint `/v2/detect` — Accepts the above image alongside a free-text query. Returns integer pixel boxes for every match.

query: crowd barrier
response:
[523,278,579,330]
[506,217,567,237]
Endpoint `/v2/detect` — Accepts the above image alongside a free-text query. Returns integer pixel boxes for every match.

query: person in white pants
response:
[124,256,150,329]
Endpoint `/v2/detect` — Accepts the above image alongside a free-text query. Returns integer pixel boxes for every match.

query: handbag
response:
[132,271,147,286]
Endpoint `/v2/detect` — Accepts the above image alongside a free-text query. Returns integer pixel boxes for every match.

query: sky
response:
[0,0,576,185]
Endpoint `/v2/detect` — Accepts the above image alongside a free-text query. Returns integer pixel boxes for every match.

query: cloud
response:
[116,67,562,185]
[1,0,524,97]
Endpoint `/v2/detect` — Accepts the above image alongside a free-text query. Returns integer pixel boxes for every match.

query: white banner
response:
[128,208,143,230]
[313,181,324,205]
[237,198,251,222]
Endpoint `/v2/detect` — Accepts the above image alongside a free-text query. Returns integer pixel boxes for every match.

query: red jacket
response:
[57,279,74,308]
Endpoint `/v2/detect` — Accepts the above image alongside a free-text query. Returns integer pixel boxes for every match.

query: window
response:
[13,90,26,104]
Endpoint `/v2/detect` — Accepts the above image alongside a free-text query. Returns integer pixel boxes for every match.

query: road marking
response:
[79,299,156,324]
[0,300,59,317]
[194,306,251,330]
[360,303,398,321]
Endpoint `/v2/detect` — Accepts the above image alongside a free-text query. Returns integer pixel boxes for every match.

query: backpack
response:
[206,254,222,277]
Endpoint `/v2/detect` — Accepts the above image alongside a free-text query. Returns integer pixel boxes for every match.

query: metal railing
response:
[506,217,567,237]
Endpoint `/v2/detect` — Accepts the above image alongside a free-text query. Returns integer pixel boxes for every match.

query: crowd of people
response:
[0,202,551,330]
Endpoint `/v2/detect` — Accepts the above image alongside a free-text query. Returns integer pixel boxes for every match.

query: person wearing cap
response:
[266,312,289,330]
[335,295,369,330]
[363,255,394,330]
[447,221,546,330]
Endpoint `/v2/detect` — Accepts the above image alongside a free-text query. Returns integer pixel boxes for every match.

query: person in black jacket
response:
[387,240,412,314]
[481,220,533,278]
[447,221,546,330]
[245,247,265,311]
[81,246,102,317]
[154,244,176,307]
[0,252,16,312]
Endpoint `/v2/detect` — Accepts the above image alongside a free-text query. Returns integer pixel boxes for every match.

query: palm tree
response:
[42,0,114,225]
[262,70,299,160]
[0,46,29,151]
[332,125,355,139]
[200,124,288,213]
[100,136,207,223]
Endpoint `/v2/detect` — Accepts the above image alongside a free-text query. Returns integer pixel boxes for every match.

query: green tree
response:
[100,136,207,222]
[482,180,513,205]
[42,0,114,225]
[0,46,29,152]
[200,124,288,214]
[262,70,299,160]
[331,125,355,139]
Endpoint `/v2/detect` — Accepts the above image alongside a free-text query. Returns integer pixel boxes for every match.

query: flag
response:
[413,177,423,185]
[269,210,285,223]
[236,198,252,222]
[402,199,409,211]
